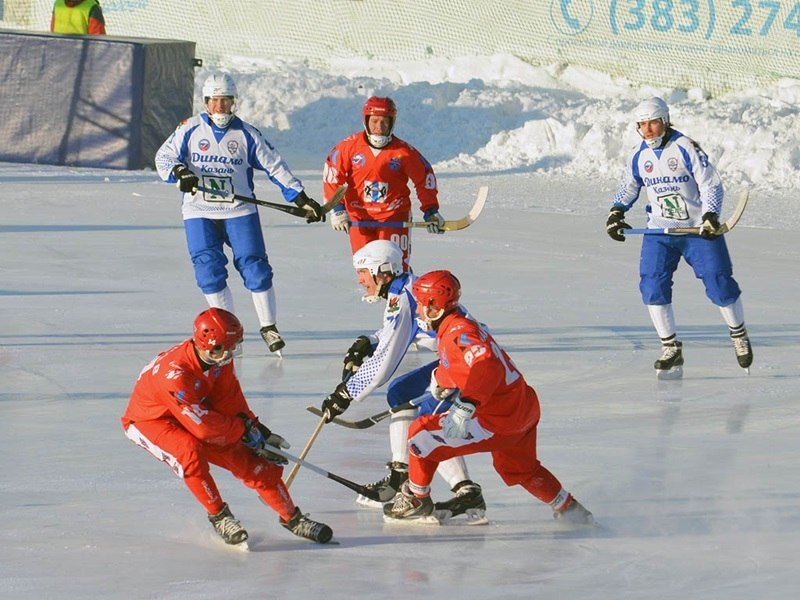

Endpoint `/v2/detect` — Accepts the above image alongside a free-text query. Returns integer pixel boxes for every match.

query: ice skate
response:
[382,482,436,523]
[553,497,595,526]
[280,507,333,544]
[434,480,488,524]
[654,340,683,380]
[730,329,753,372]
[208,503,249,547]
[259,324,285,357]
[356,461,408,508]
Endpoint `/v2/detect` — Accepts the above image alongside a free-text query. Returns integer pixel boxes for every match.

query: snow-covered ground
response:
[1,55,799,599]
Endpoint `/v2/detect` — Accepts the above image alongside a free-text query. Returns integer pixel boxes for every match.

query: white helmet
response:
[634,97,670,149]
[202,72,237,128]
[353,240,403,277]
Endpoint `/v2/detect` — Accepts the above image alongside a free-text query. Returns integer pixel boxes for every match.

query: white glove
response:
[441,397,476,439]
[423,209,445,234]
[429,368,456,401]
[330,205,350,232]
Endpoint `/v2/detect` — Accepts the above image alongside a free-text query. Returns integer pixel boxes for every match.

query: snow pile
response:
[207,55,800,191]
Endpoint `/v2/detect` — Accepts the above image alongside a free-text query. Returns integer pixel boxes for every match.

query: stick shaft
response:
[283,414,326,488]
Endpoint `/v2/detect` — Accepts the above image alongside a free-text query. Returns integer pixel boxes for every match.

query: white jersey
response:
[345,273,437,403]
[612,130,724,230]
[155,113,305,220]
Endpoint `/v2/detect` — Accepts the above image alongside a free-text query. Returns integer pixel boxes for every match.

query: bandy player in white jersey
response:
[605,97,752,378]
[155,72,325,356]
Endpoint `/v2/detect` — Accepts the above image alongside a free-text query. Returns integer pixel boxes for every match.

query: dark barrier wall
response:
[0,30,195,169]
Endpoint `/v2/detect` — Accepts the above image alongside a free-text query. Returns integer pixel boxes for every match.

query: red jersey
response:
[323,132,439,222]
[434,311,540,435]
[121,339,250,447]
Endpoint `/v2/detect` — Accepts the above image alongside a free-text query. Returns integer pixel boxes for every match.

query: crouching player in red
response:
[121,308,332,547]
[383,271,594,525]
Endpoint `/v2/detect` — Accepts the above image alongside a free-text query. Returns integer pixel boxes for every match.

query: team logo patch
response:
[389,157,401,170]
[199,139,210,152]
[352,153,365,168]
[668,157,678,171]
[363,181,388,203]
[644,160,653,173]
[226,140,239,154]
[387,297,400,314]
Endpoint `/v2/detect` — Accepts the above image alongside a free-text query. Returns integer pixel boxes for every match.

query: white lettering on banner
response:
[9,3,796,96]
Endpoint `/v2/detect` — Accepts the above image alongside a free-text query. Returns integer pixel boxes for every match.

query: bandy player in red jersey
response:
[121,308,332,547]
[383,271,595,525]
[322,96,446,271]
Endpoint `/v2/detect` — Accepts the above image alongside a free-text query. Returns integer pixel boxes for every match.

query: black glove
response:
[239,414,289,465]
[295,191,325,224]
[342,335,374,379]
[321,382,352,423]
[699,211,721,240]
[172,164,199,193]
[606,207,632,242]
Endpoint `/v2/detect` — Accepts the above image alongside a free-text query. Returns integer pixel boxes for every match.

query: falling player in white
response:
[605,97,753,378]
[155,72,325,356]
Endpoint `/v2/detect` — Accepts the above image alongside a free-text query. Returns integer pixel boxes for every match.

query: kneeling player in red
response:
[384,270,594,525]
[121,308,332,547]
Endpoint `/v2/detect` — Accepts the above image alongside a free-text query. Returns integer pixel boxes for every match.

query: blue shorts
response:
[639,234,741,306]
[184,213,273,294]
[386,360,452,415]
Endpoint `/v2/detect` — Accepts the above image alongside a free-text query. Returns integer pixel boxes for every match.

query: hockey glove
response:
[295,191,325,224]
[423,209,446,234]
[321,382,352,423]
[699,211,721,240]
[441,396,476,439]
[342,335,374,379]
[239,415,290,465]
[429,367,456,402]
[606,207,632,242]
[172,164,199,193]
[330,204,350,233]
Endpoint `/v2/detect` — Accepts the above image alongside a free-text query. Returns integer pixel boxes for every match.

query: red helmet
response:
[412,270,461,313]
[193,308,244,352]
[362,96,397,119]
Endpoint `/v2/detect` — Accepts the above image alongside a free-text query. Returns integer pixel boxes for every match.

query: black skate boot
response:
[729,327,753,371]
[280,507,333,544]
[434,480,488,524]
[383,482,435,522]
[208,503,248,546]
[434,479,489,525]
[553,496,595,526]
[654,340,683,380]
[356,461,408,508]
[260,324,285,355]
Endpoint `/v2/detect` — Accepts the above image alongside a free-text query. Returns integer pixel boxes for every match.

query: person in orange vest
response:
[50,0,106,35]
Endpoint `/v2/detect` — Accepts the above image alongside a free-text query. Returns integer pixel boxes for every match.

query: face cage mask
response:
[637,120,669,149]
[206,98,236,128]
[199,342,241,367]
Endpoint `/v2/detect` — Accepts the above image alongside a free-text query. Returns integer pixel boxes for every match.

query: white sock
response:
[436,457,470,489]
[252,287,277,327]
[647,304,676,341]
[205,287,234,312]
[719,297,745,330]
[389,409,415,464]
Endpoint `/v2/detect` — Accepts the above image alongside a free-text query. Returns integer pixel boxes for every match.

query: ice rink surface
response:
[1,164,798,599]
